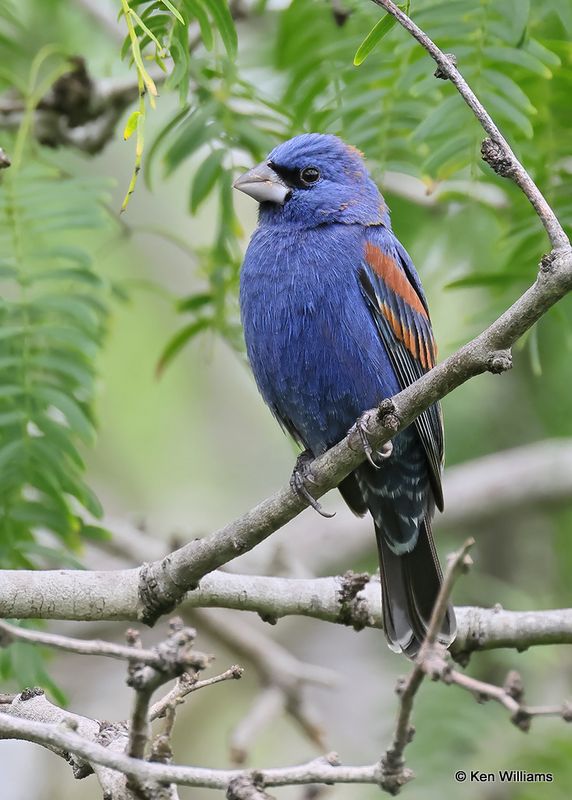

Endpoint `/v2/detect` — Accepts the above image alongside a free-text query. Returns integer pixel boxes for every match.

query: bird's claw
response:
[290,451,335,519]
[355,415,393,469]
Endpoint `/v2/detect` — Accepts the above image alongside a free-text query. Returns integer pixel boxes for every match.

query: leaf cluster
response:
[141,0,572,366]
[0,162,113,568]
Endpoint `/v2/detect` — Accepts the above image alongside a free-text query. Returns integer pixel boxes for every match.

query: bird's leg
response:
[354,414,393,469]
[290,450,336,519]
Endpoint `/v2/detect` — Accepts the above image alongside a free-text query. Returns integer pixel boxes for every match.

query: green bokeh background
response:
[1,0,572,798]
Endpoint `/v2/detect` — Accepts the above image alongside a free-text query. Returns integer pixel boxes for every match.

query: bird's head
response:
[233,133,389,229]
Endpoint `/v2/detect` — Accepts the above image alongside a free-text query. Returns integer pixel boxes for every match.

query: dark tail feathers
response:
[376,518,456,658]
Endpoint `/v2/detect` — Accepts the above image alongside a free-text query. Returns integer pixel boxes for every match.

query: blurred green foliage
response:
[0,0,567,591]
[0,1,572,795]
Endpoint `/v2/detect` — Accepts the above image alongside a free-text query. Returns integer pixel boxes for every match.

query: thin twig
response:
[125,627,152,762]
[380,539,475,794]
[149,665,243,722]
[124,619,207,762]
[0,618,179,668]
[369,0,569,251]
[420,538,474,653]
[436,664,572,732]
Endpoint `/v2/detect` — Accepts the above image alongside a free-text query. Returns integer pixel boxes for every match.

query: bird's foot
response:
[354,414,393,469]
[290,450,335,518]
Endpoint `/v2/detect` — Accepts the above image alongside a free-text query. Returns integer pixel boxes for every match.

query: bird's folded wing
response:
[358,231,444,511]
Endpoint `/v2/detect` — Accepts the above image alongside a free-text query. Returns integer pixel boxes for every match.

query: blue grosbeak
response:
[235,134,455,656]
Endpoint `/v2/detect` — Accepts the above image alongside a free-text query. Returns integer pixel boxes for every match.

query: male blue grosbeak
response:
[235,134,455,656]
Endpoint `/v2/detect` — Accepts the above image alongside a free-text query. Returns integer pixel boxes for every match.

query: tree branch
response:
[0,693,383,790]
[0,625,241,799]
[149,665,243,723]
[370,0,569,250]
[380,539,474,793]
[0,618,191,667]
[2,566,571,653]
[439,439,572,531]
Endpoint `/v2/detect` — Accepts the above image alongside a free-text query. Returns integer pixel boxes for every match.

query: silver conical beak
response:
[233,162,290,205]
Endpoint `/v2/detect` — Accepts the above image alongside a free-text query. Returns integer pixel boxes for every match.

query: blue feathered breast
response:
[240,222,401,454]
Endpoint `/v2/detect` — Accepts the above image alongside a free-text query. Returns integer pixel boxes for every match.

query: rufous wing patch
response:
[365,242,436,369]
[365,243,428,318]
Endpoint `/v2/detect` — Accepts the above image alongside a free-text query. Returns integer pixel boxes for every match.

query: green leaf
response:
[202,0,238,58]
[40,245,93,268]
[123,110,141,141]
[36,386,96,445]
[72,479,104,519]
[34,416,85,470]
[483,45,552,78]
[424,133,473,177]
[18,541,85,569]
[190,149,225,213]
[0,325,27,341]
[445,272,529,289]
[0,385,26,398]
[353,14,397,66]
[128,8,164,52]
[160,0,185,24]
[177,292,213,313]
[31,352,94,387]
[526,37,561,68]
[0,410,26,427]
[164,103,219,175]
[165,35,190,99]
[482,69,536,114]
[32,293,103,333]
[39,325,100,359]
[80,524,113,542]
[481,91,534,139]
[182,0,214,50]
[30,268,103,288]
[157,318,211,374]
[413,95,467,141]
[145,104,191,188]
[0,440,25,472]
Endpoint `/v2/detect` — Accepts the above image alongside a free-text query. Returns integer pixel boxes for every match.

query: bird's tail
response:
[376,518,456,658]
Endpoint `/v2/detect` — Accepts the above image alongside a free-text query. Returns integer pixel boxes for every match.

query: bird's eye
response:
[300,166,320,185]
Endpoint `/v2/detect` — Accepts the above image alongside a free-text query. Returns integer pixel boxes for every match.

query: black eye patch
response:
[268,161,321,189]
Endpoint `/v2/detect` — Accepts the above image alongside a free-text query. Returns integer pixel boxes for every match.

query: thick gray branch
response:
[1,566,571,654]
[0,691,130,797]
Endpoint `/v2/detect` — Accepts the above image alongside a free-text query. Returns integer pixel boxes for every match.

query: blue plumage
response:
[236,134,455,656]
[241,223,399,451]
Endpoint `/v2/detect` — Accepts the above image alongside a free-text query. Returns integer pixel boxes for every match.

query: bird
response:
[234,133,456,657]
